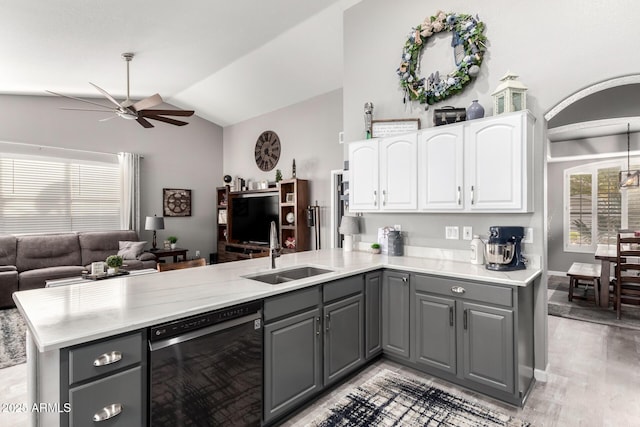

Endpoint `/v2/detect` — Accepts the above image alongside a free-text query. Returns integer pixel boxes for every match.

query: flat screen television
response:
[229,193,279,245]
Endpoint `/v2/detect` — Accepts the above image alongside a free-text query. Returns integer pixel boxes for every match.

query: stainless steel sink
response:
[244,266,333,284]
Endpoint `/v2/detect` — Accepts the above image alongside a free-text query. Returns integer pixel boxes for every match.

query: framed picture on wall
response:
[163,188,192,217]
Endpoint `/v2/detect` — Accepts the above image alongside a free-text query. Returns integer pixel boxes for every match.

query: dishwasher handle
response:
[149,311,261,352]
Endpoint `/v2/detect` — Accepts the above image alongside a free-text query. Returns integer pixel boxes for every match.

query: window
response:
[0,154,120,234]
[564,159,640,252]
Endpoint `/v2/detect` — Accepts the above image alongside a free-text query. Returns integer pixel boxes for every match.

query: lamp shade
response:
[339,215,360,235]
[145,216,165,231]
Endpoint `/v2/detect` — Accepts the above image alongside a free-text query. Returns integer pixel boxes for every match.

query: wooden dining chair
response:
[614,234,640,319]
[157,258,206,272]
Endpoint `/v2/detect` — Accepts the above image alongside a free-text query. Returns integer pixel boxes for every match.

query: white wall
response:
[223,89,344,249]
[0,94,223,259]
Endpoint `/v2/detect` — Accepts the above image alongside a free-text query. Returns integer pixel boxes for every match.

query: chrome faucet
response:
[269,221,280,269]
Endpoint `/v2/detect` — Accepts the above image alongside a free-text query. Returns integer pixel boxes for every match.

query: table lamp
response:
[339,215,360,252]
[145,215,165,251]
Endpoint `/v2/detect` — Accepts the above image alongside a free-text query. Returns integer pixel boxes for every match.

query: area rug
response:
[311,369,530,427]
[547,275,640,330]
[0,308,27,369]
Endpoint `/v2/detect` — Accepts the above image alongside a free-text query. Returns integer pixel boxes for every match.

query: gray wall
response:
[222,89,344,249]
[0,94,223,258]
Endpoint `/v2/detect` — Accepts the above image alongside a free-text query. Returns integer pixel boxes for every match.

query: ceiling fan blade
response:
[136,117,154,128]
[89,82,123,108]
[139,109,195,117]
[60,107,117,112]
[145,115,189,126]
[99,116,118,122]
[46,90,115,110]
[133,94,163,111]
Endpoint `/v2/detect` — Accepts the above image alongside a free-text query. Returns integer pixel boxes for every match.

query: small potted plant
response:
[168,236,178,249]
[105,255,123,274]
[371,243,381,254]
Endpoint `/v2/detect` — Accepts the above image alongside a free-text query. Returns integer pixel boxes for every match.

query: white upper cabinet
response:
[348,111,534,213]
[379,135,418,211]
[465,112,533,212]
[348,141,379,211]
[349,134,417,212]
[418,126,464,211]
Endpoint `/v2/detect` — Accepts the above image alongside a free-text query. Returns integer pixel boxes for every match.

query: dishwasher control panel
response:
[149,300,262,341]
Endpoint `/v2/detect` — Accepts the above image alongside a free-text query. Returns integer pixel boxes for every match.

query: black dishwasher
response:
[149,301,262,426]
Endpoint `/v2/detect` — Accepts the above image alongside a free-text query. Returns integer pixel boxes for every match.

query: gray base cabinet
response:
[263,307,322,422]
[60,331,147,427]
[263,275,365,424]
[382,270,410,358]
[365,272,382,359]
[410,273,533,406]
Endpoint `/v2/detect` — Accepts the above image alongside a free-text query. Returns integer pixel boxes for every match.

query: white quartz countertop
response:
[13,249,542,352]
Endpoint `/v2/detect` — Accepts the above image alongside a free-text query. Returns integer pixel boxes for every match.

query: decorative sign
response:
[371,119,421,138]
[163,188,192,217]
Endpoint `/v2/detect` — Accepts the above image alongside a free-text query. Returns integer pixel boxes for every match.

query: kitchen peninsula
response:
[14,248,542,426]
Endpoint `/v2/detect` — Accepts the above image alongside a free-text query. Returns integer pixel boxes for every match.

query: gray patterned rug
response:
[548,275,640,330]
[0,308,27,369]
[312,370,529,427]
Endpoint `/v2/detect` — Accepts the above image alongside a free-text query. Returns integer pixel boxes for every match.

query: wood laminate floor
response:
[1,315,639,426]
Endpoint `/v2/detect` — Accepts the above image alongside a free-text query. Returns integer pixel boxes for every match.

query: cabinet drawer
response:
[68,332,142,385]
[323,275,363,303]
[69,366,142,427]
[264,286,320,322]
[413,274,512,307]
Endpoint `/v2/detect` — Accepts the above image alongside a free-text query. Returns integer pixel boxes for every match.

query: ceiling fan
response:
[47,53,195,128]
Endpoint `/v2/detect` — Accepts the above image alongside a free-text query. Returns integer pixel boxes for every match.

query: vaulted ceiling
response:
[0,0,358,127]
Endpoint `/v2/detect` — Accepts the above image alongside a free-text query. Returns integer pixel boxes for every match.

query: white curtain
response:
[118,152,141,232]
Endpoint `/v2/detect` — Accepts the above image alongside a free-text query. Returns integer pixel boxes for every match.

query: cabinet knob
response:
[451,286,465,294]
[402,276,408,283]
[93,351,122,367]
[93,403,122,422]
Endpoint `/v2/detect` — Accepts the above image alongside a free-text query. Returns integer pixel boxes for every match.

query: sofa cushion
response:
[0,234,17,267]
[19,266,86,291]
[78,231,140,265]
[16,233,81,272]
[118,241,147,260]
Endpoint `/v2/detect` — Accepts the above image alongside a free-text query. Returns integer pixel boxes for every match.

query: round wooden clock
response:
[254,130,281,172]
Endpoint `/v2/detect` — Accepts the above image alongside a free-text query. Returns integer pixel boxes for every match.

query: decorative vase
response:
[466,100,485,120]
[371,248,381,254]
[171,243,176,249]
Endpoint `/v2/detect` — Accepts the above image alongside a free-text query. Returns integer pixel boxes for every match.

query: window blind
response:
[0,156,120,234]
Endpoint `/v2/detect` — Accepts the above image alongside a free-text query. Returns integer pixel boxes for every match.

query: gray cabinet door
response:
[365,272,382,359]
[414,292,456,374]
[462,302,514,393]
[323,293,364,386]
[382,271,410,358]
[264,308,322,422]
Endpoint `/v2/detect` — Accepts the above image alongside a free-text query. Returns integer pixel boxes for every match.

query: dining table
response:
[594,244,617,308]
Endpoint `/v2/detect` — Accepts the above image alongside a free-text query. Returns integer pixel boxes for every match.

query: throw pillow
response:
[118,241,147,260]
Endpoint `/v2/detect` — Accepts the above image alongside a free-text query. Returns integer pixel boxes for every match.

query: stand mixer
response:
[484,226,526,271]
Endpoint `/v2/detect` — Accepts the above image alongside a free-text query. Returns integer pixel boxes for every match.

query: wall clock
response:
[255,130,281,172]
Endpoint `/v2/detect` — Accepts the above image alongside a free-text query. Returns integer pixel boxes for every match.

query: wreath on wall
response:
[397,11,487,105]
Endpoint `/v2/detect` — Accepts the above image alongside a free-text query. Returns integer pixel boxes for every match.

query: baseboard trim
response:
[534,364,549,382]
[547,270,566,277]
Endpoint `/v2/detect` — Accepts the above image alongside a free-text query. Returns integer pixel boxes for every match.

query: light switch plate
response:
[445,226,459,240]
[463,226,472,240]
[524,227,533,244]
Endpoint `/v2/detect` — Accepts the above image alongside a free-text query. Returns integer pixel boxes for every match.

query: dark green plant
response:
[275,169,282,182]
[168,236,178,244]
[106,255,123,268]
[371,243,381,249]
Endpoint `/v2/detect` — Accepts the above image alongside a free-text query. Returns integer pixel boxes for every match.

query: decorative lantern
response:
[491,71,527,115]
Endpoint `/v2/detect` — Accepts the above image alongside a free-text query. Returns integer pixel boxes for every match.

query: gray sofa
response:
[0,230,156,308]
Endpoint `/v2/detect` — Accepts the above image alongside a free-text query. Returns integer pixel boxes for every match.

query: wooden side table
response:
[150,247,188,263]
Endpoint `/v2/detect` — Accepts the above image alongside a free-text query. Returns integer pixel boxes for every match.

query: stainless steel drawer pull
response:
[451,286,466,294]
[93,403,122,422]
[382,190,387,206]
[93,351,122,367]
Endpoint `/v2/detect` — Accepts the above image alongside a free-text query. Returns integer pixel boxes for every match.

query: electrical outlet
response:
[445,226,459,240]
[195,250,201,258]
[524,228,533,244]
[463,226,473,240]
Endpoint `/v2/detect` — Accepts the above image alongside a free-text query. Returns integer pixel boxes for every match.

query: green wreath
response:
[397,11,487,105]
